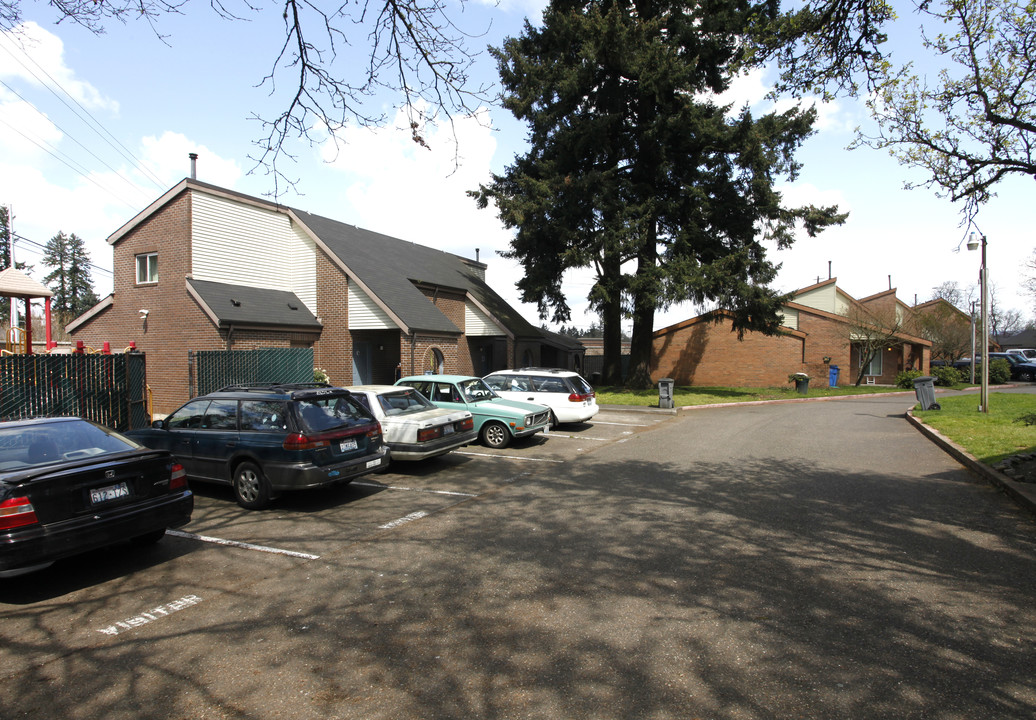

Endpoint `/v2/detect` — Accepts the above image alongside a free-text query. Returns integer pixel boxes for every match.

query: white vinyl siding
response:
[780,306,799,330]
[793,284,850,315]
[191,193,317,314]
[465,301,505,336]
[348,285,397,329]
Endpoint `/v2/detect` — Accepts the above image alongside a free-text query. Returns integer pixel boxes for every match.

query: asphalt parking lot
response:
[0,407,675,681]
[3,396,1035,719]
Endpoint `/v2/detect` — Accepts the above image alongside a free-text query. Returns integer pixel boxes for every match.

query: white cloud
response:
[0,22,117,112]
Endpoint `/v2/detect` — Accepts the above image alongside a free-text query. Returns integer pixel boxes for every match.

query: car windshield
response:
[378,389,435,416]
[298,395,373,433]
[458,378,498,402]
[0,419,139,470]
[569,375,594,394]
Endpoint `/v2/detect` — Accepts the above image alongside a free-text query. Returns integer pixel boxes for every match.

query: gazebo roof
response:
[0,268,52,298]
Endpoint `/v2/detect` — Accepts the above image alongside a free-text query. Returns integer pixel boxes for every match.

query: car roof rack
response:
[216,382,334,393]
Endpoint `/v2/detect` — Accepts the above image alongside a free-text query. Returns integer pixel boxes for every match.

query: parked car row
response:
[950,352,1036,382]
[0,369,598,575]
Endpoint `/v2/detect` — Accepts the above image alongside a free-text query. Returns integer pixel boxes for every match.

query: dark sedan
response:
[953,353,1036,381]
[0,417,193,574]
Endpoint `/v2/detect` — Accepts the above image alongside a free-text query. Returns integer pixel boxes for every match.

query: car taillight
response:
[458,417,474,431]
[283,433,330,450]
[0,497,38,530]
[568,392,592,402]
[367,422,382,441]
[170,462,188,491]
[418,426,443,442]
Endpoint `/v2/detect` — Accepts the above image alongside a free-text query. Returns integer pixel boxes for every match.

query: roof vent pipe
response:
[828,261,832,280]
[189,153,198,180]
[475,248,480,262]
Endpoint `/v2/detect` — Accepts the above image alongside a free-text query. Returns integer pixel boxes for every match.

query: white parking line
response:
[166,530,320,560]
[379,511,429,529]
[455,451,565,463]
[591,420,649,427]
[353,481,476,497]
[543,433,610,441]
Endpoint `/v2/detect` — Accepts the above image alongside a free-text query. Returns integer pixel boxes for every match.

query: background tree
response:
[41,231,99,325]
[1,0,488,193]
[854,0,1036,222]
[928,280,974,313]
[842,302,906,386]
[914,301,972,362]
[753,0,1036,224]
[474,0,845,388]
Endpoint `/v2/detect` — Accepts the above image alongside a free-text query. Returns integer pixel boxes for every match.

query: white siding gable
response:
[465,301,505,336]
[780,306,799,330]
[191,192,317,314]
[793,284,850,315]
[349,285,397,329]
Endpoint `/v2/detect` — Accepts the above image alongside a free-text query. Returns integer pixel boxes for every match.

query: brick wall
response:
[652,314,809,386]
[68,190,219,414]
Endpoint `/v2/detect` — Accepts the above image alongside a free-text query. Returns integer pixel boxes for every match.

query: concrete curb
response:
[905,408,1036,518]
[602,390,917,415]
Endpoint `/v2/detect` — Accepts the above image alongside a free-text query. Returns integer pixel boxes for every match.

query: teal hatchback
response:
[396,375,551,449]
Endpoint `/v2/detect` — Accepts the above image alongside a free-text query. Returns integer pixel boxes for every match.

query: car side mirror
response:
[152,419,167,430]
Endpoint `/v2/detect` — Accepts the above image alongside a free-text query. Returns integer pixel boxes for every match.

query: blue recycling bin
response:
[828,365,840,387]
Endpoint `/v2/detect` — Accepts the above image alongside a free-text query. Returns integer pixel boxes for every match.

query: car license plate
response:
[443,424,454,435]
[90,482,129,505]
[366,459,381,469]
[339,438,358,452]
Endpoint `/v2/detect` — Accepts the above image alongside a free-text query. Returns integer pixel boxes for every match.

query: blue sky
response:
[1,1,1032,336]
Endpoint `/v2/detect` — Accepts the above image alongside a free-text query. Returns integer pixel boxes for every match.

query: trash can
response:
[792,373,809,394]
[828,365,840,387]
[912,375,940,411]
[658,378,675,409]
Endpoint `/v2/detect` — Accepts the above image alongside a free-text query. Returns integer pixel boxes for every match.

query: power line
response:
[0,113,142,213]
[12,233,113,277]
[0,32,167,192]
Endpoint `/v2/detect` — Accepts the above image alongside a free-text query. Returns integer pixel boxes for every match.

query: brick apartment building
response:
[67,179,584,414]
[651,279,934,387]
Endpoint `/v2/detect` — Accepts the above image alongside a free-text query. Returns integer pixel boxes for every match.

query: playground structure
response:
[1,267,55,355]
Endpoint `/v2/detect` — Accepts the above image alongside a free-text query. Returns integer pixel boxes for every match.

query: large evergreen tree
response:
[41,231,99,324]
[474,0,845,387]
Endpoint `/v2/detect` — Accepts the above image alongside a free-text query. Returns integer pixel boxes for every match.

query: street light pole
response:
[969,300,976,385]
[968,232,989,413]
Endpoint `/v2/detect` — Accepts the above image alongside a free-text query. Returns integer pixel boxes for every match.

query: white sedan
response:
[345,385,477,461]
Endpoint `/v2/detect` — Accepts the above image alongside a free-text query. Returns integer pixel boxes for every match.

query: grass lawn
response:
[596,383,912,407]
[913,393,1036,464]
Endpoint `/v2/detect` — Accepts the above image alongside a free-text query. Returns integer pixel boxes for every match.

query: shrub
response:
[989,358,1011,384]
[313,367,330,384]
[896,369,924,389]
[931,365,963,387]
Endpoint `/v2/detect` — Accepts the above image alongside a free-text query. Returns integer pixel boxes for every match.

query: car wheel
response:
[1020,370,1035,382]
[130,529,167,545]
[480,421,511,449]
[549,410,559,428]
[233,461,273,510]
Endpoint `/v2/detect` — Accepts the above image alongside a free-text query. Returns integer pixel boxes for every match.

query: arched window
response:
[425,347,445,374]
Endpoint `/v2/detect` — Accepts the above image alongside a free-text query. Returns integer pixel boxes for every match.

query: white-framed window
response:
[861,349,882,376]
[136,253,158,284]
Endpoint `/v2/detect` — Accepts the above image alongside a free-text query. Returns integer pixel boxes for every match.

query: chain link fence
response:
[190,348,315,396]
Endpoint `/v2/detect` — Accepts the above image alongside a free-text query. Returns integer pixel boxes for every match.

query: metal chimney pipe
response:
[475,248,480,262]
[189,153,198,180]
[828,261,832,280]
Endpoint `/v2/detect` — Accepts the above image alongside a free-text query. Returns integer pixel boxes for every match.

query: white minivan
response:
[482,368,599,426]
